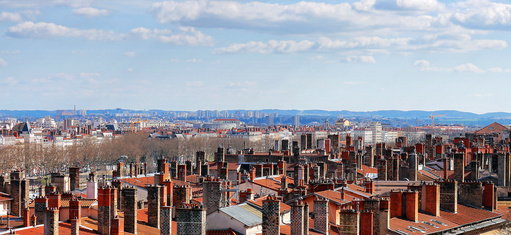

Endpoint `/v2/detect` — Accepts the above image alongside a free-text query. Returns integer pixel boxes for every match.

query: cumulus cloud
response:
[73,7,110,17]
[0,0,90,8]
[0,10,39,22]
[215,40,315,54]
[6,21,124,40]
[342,56,376,63]
[451,0,511,30]
[415,60,511,73]
[0,58,7,66]
[130,27,214,46]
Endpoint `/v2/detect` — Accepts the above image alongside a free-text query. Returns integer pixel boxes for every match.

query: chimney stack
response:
[454,153,465,183]
[291,200,305,235]
[262,195,281,235]
[34,197,48,225]
[484,182,496,211]
[147,185,162,229]
[313,196,329,234]
[121,186,137,234]
[423,184,440,217]
[69,167,80,191]
[339,209,360,235]
[44,207,59,235]
[176,204,206,235]
[160,206,172,235]
[437,180,458,213]
[111,216,124,235]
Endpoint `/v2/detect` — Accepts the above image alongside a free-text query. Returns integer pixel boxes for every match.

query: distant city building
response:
[370,121,383,144]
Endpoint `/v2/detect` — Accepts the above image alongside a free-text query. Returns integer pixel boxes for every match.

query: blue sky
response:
[1,0,511,113]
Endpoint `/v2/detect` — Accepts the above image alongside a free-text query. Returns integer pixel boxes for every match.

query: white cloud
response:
[454,63,484,73]
[415,60,511,73]
[395,0,444,11]
[0,10,39,22]
[124,51,136,57]
[342,56,376,63]
[186,81,204,87]
[227,81,257,88]
[73,7,110,17]
[2,77,18,86]
[0,0,90,8]
[6,21,125,40]
[80,72,100,78]
[215,40,315,54]
[451,0,511,30]
[127,68,134,72]
[0,50,20,54]
[186,58,201,63]
[130,27,214,46]
[0,58,7,66]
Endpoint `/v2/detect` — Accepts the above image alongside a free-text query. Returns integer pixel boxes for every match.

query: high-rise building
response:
[294,116,300,127]
[370,122,383,145]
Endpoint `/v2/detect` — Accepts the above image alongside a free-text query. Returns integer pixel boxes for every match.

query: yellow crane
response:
[130,116,149,133]
[429,112,445,127]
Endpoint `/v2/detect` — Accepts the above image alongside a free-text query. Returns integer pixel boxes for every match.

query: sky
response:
[1,0,511,113]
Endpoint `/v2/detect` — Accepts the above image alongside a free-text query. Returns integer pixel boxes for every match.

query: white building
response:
[370,122,383,145]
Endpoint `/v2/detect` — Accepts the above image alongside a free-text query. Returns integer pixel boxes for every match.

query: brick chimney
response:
[177,164,186,181]
[34,196,48,225]
[23,208,30,227]
[120,187,136,234]
[176,204,206,235]
[365,180,375,194]
[454,153,465,183]
[459,181,483,208]
[249,167,256,181]
[160,206,172,235]
[47,193,61,209]
[70,218,79,235]
[69,198,81,231]
[339,209,360,234]
[129,163,134,178]
[44,207,59,235]
[443,158,448,179]
[117,162,124,178]
[291,200,305,235]
[484,182,496,211]
[423,183,440,217]
[262,195,281,235]
[277,160,286,175]
[162,180,173,207]
[437,180,458,213]
[360,210,373,235]
[239,189,254,204]
[313,196,329,234]
[404,191,418,222]
[147,185,162,229]
[390,190,403,218]
[30,214,37,227]
[98,187,116,235]
[111,215,124,235]
[69,167,80,191]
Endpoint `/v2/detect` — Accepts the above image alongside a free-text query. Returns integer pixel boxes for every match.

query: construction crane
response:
[130,116,149,133]
[429,112,445,127]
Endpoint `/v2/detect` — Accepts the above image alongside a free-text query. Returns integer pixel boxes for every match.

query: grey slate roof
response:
[218,203,262,227]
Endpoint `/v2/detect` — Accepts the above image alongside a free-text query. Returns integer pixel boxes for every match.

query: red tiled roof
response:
[439,204,502,225]
[207,228,240,235]
[14,221,99,234]
[250,196,291,212]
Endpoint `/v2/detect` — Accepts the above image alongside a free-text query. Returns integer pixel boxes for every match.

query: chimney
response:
[291,200,305,235]
[69,167,80,191]
[314,197,329,234]
[44,207,59,235]
[121,186,137,234]
[160,206,172,235]
[277,160,286,175]
[34,197,48,225]
[173,184,191,212]
[437,180,458,213]
[111,215,124,235]
[443,158,448,179]
[162,180,173,207]
[147,185,162,229]
[262,195,281,235]
[204,179,225,215]
[98,187,115,235]
[30,214,37,227]
[339,209,360,235]
[404,191,419,222]
[117,162,124,178]
[364,180,375,194]
[219,167,228,180]
[47,193,61,209]
[70,218,79,235]
[144,162,148,176]
[459,181,483,208]
[176,204,206,235]
[201,163,210,177]
[454,153,465,183]
[129,163,134,178]
[23,208,30,227]
[177,164,186,181]
[69,198,81,229]
[186,160,193,176]
[498,154,507,186]
[423,184,440,217]
[484,182,496,211]
[390,190,403,218]
[161,185,168,206]
[249,167,256,181]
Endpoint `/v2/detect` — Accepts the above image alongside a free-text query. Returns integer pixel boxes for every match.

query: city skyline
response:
[1,0,511,113]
